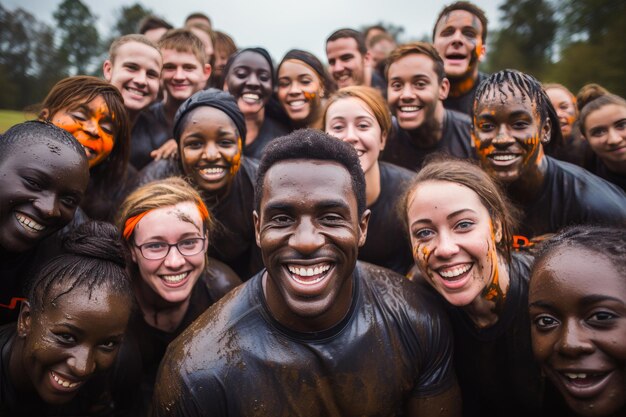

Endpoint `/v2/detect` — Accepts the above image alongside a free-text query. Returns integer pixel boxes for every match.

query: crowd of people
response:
[1,2,625,416]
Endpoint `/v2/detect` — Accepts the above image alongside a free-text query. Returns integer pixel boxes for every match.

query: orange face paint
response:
[228,138,243,177]
[481,223,506,312]
[303,91,317,101]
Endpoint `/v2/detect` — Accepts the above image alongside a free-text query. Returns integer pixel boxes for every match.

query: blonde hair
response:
[323,86,392,138]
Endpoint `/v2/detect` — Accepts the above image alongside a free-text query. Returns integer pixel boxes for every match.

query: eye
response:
[455,220,475,231]
[278,79,290,88]
[70,111,87,121]
[357,122,371,130]
[533,315,559,329]
[183,140,203,150]
[270,214,292,225]
[258,72,271,82]
[330,123,345,132]
[55,333,76,344]
[100,123,114,136]
[462,29,477,38]
[61,195,79,208]
[512,120,530,130]
[320,213,344,223]
[587,310,618,326]
[413,228,434,240]
[414,80,427,88]
[615,120,626,130]
[390,81,402,91]
[477,121,495,132]
[23,176,42,191]
[100,340,120,352]
[218,138,236,147]
[144,242,168,251]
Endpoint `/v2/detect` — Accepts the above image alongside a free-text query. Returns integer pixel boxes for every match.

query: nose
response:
[67,346,96,378]
[163,244,186,269]
[433,230,459,259]
[174,66,185,80]
[342,123,359,145]
[289,217,324,255]
[33,192,61,219]
[557,318,594,358]
[451,29,464,45]
[288,81,301,96]
[246,72,260,88]
[201,141,220,161]
[133,70,147,86]
[399,83,414,101]
[491,125,515,148]
[607,127,624,145]
[331,61,344,74]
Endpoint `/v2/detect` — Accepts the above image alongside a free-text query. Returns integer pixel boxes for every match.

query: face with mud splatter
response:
[277,59,324,125]
[179,106,243,198]
[406,180,503,307]
[0,140,88,253]
[48,96,116,168]
[17,285,129,405]
[473,85,551,184]
[529,246,626,417]
[130,202,207,304]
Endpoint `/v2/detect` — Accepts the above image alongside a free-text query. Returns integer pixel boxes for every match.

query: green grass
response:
[0,109,36,133]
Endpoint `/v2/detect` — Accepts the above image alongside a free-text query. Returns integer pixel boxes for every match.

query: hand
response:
[151,139,178,160]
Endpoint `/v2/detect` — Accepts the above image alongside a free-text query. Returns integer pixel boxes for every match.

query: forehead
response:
[115,41,162,66]
[279,60,317,78]
[327,97,375,119]
[435,9,483,34]
[162,48,203,65]
[261,159,356,208]
[545,87,573,103]
[135,201,203,237]
[409,180,488,217]
[182,106,237,134]
[326,37,361,57]
[586,103,626,125]
[232,51,270,71]
[388,53,437,78]
[476,85,538,115]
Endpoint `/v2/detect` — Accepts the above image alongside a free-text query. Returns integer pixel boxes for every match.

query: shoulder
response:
[202,258,243,300]
[380,161,416,182]
[444,109,472,128]
[134,159,182,189]
[546,157,626,202]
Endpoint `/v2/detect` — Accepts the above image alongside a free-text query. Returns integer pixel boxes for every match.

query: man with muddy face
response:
[381,42,475,172]
[433,1,488,116]
[151,130,461,417]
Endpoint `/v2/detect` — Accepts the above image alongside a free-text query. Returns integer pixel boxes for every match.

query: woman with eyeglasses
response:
[116,177,241,411]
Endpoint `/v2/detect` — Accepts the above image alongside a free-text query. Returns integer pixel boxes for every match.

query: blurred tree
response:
[53,0,101,75]
[113,3,154,37]
[485,0,557,78]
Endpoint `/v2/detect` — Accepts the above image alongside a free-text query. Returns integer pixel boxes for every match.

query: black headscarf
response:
[222,47,276,87]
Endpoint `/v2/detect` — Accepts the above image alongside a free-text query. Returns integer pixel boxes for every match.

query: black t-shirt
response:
[443,72,487,117]
[517,156,626,238]
[444,252,544,417]
[133,157,263,279]
[360,162,415,274]
[583,147,626,192]
[370,70,387,98]
[152,262,456,417]
[130,102,171,170]
[381,109,476,172]
[243,115,290,160]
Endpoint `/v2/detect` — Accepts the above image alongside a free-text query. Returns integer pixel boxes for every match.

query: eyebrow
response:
[411,208,477,225]
[263,199,350,213]
[529,295,625,309]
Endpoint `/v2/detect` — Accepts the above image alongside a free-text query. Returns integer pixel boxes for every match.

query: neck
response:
[507,151,548,203]
[244,108,265,145]
[365,162,382,207]
[463,253,510,328]
[448,68,479,98]
[407,104,445,147]
[134,278,191,333]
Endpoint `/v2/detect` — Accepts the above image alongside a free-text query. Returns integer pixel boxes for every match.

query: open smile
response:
[487,153,521,166]
[435,262,473,290]
[287,99,307,110]
[284,262,334,295]
[159,271,191,288]
[49,370,83,392]
[197,165,228,182]
[554,369,614,399]
[124,85,149,98]
[15,212,46,233]
[445,53,468,64]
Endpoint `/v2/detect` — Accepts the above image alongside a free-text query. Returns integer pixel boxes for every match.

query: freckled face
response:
[473,87,551,184]
[433,10,485,79]
[583,104,626,168]
[20,286,130,405]
[179,106,242,198]
[529,247,626,417]
[406,180,501,307]
[546,87,577,138]
[130,202,207,304]
[277,60,324,124]
[50,96,116,168]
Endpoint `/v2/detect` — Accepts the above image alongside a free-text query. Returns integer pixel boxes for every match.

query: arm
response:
[405,383,462,417]
[150,139,179,160]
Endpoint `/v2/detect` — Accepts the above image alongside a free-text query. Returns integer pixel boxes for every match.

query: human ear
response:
[103,60,113,81]
[358,209,371,247]
[203,63,212,81]
[253,210,261,248]
[541,119,552,144]
[439,77,450,101]
[17,301,32,338]
[493,219,503,244]
[380,131,388,151]
[39,108,50,121]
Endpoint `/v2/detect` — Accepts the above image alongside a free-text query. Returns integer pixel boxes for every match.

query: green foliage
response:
[113,4,154,36]
[53,0,101,75]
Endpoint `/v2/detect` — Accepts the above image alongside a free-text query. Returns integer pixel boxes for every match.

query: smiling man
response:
[152,130,460,417]
[433,1,488,116]
[382,42,475,171]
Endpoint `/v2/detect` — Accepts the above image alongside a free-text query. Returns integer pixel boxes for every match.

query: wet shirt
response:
[152,262,456,417]
[443,252,544,417]
[133,157,263,279]
[443,72,487,116]
[517,156,626,238]
[360,162,415,274]
[243,116,290,160]
[130,102,172,170]
[381,109,475,172]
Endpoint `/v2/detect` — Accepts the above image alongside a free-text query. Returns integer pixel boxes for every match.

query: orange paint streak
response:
[303,91,317,101]
[228,138,243,176]
[0,297,27,310]
[482,222,506,309]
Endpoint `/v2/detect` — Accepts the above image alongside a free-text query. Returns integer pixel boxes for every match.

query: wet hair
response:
[323,86,392,138]
[473,69,562,149]
[402,155,519,262]
[385,42,446,82]
[326,28,367,56]
[107,34,160,63]
[222,47,276,87]
[576,83,610,112]
[27,221,132,314]
[278,49,336,96]
[433,1,489,43]
[116,177,214,242]
[579,93,626,136]
[137,15,173,34]
[0,120,86,163]
[255,129,366,216]
[184,12,212,28]
[158,28,208,67]
[533,225,626,276]
[39,75,130,189]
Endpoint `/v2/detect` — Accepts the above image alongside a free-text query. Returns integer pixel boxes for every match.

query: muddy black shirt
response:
[444,252,544,417]
[134,158,263,279]
[443,72,487,116]
[243,116,290,160]
[152,262,456,417]
[130,102,171,170]
[381,109,475,172]
[583,149,626,192]
[360,162,415,274]
[517,156,626,238]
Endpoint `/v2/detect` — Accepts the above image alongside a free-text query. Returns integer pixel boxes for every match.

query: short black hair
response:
[137,15,173,34]
[533,225,626,277]
[0,121,86,164]
[326,28,367,56]
[433,1,489,43]
[254,129,366,216]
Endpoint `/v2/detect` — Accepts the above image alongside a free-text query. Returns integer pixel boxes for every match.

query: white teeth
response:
[242,93,260,101]
[564,373,589,379]
[162,273,187,283]
[51,372,79,388]
[400,106,421,112]
[16,213,45,232]
[355,149,365,157]
[126,87,147,96]
[288,100,306,107]
[438,264,472,278]
[492,154,517,161]
[200,167,225,175]
[287,264,331,278]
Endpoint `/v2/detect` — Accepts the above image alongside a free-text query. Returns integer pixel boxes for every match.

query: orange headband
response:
[123,199,210,241]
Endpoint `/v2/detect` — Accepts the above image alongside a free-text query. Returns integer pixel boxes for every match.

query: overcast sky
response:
[7,0,503,61]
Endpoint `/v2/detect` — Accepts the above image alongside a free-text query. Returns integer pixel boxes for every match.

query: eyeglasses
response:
[134,238,206,260]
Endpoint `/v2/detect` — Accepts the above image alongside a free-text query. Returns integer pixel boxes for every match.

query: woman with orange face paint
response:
[133,89,263,279]
[403,157,544,417]
[40,76,131,221]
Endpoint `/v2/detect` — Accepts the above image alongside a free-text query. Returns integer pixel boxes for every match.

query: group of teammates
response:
[1,2,625,416]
